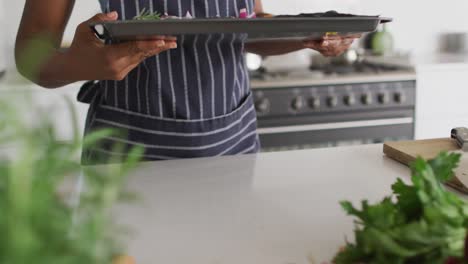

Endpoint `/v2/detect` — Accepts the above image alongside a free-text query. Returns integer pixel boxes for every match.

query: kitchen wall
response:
[3,0,100,67]
[0,0,6,71]
[3,0,468,66]
[263,0,468,56]
[2,0,467,141]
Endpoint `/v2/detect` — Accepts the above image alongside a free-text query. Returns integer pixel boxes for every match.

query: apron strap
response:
[77,80,100,104]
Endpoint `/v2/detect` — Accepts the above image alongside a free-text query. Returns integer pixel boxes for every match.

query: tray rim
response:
[90,16,393,27]
[90,16,393,41]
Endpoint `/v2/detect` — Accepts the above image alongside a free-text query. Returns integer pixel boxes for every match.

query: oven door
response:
[257,109,415,151]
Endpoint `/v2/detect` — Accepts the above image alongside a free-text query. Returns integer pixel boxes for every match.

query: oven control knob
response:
[343,95,356,106]
[377,93,389,104]
[255,98,271,114]
[326,95,338,108]
[291,96,306,111]
[394,92,406,104]
[361,93,373,105]
[308,97,321,109]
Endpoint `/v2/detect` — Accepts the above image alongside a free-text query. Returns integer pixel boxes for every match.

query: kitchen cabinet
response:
[415,60,468,139]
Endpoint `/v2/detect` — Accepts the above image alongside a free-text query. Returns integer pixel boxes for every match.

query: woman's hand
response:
[303,34,361,57]
[245,34,361,58]
[16,0,177,88]
[65,12,177,81]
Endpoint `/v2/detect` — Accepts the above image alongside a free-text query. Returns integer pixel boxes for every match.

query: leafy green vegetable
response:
[133,8,161,20]
[334,152,468,264]
[0,93,143,264]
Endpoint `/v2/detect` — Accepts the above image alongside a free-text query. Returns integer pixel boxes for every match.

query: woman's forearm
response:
[245,40,305,57]
[35,49,79,88]
[15,39,75,88]
[15,0,77,88]
[16,46,79,88]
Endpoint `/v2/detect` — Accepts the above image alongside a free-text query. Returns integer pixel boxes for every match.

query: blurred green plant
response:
[334,152,468,264]
[14,35,57,86]
[0,93,143,264]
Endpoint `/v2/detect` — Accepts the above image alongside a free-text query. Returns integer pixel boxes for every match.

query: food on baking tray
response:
[133,8,162,20]
[133,9,375,21]
[133,8,255,20]
[275,10,377,18]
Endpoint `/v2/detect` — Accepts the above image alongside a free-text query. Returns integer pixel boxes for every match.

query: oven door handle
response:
[256,117,414,135]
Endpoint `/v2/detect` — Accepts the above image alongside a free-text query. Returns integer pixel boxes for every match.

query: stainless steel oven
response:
[250,63,416,152]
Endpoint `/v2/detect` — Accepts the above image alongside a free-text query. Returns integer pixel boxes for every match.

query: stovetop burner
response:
[312,61,404,75]
[249,60,413,82]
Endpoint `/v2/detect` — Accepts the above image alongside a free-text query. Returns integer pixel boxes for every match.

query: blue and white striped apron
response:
[78,0,260,163]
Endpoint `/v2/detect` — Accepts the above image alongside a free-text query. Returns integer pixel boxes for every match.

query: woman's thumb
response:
[88,11,119,23]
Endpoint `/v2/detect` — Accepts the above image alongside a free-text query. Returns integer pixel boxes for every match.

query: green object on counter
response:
[371,24,394,55]
[334,152,468,264]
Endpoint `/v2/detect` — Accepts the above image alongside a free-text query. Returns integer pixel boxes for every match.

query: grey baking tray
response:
[90,17,392,42]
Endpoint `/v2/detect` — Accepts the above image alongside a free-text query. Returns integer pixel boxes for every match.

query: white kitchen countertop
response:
[112,144,413,264]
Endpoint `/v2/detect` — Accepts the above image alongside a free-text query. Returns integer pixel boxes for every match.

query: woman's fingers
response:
[102,40,177,80]
[110,40,177,59]
[135,39,178,56]
[342,33,362,39]
[77,12,119,42]
[302,39,321,49]
[65,12,178,82]
[164,36,178,41]
[323,33,361,40]
[303,34,357,57]
[151,35,178,41]
[87,11,119,23]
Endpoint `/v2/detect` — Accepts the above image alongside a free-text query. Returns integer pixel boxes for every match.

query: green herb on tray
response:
[133,8,161,20]
[334,152,468,264]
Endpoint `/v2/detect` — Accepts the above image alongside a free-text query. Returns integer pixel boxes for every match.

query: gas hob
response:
[249,60,416,89]
[249,60,417,152]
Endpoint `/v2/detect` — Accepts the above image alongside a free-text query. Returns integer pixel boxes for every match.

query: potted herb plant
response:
[0,92,143,264]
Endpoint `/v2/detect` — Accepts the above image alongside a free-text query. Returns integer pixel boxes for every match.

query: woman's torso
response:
[80,0,259,162]
[98,0,255,120]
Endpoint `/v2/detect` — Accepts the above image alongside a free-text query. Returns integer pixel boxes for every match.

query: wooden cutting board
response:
[384,138,468,194]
